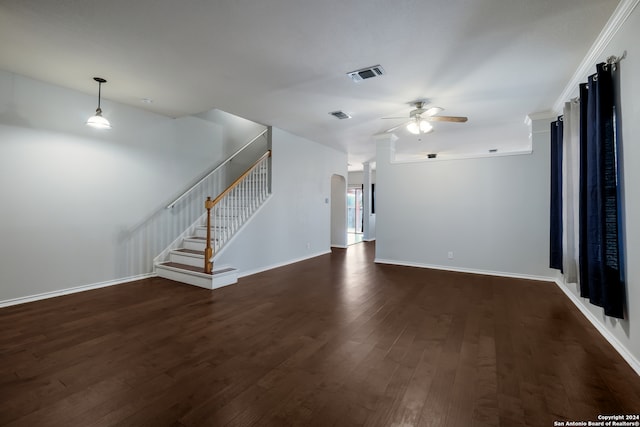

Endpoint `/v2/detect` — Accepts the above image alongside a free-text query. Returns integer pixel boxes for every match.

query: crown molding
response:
[552,0,639,113]
[524,110,557,127]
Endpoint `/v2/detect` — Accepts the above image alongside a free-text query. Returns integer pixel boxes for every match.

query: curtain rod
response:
[605,50,627,70]
[551,51,627,113]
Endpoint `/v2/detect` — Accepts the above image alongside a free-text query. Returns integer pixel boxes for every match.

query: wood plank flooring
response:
[1,242,639,426]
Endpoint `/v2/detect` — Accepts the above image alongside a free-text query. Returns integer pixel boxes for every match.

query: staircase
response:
[154,149,271,289]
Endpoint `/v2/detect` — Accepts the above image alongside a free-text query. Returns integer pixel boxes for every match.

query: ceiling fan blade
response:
[384,121,410,133]
[424,107,444,116]
[424,116,468,123]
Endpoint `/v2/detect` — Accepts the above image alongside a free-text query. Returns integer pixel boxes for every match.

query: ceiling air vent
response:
[427,153,437,159]
[329,110,351,120]
[347,65,385,82]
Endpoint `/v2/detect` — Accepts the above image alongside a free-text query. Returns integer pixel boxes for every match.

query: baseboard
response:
[363,238,376,242]
[238,250,331,278]
[374,258,556,283]
[0,273,156,308]
[331,245,348,249]
[554,279,640,376]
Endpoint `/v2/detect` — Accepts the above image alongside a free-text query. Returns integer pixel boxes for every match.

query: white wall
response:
[362,162,376,242]
[331,174,348,248]
[0,71,253,303]
[348,168,377,240]
[555,4,640,372]
[375,134,554,279]
[347,170,376,186]
[214,129,347,275]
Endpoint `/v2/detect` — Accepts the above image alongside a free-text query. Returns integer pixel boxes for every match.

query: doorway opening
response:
[347,186,364,245]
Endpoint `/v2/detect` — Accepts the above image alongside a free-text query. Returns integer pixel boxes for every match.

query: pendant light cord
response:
[97,82,102,110]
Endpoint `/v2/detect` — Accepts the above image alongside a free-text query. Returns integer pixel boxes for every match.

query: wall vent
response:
[347,65,385,82]
[329,110,351,120]
[489,148,498,153]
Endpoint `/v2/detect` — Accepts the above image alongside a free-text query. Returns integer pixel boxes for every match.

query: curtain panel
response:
[549,118,564,271]
[580,63,624,318]
[562,100,580,284]
[552,62,625,319]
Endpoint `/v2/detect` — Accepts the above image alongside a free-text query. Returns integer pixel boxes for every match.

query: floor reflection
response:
[347,232,363,245]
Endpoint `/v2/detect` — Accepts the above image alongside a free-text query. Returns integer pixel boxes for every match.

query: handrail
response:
[166,128,268,209]
[209,150,271,207]
[203,149,271,272]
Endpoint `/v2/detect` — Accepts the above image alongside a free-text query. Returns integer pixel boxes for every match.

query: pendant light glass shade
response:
[86,107,111,129]
[87,77,111,129]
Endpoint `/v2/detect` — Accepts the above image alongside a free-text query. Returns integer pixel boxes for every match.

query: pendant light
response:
[86,77,111,129]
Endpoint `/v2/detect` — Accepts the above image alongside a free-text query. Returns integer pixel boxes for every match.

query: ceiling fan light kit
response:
[383,101,467,135]
[86,77,111,129]
[406,119,434,135]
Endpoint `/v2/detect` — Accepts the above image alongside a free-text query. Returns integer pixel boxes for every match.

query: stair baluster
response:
[204,197,214,274]
[202,150,271,273]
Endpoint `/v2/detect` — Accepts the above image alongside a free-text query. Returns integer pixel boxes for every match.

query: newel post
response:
[204,197,214,274]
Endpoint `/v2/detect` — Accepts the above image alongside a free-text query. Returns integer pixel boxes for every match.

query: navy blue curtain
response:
[579,63,624,319]
[549,117,563,270]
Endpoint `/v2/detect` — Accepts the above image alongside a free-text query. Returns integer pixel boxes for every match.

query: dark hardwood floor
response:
[1,242,639,426]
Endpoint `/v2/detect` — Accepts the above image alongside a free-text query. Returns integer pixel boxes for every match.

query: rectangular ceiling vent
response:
[329,110,351,120]
[347,65,385,82]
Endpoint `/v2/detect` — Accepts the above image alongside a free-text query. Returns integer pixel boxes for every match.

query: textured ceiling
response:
[0,0,620,169]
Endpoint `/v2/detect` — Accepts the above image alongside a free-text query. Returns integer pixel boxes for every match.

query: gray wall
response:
[375,135,554,279]
[0,71,262,303]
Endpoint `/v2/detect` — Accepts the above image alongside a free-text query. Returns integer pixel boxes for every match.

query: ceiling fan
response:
[382,101,468,135]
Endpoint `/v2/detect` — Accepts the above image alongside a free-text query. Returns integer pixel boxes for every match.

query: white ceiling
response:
[0,0,620,169]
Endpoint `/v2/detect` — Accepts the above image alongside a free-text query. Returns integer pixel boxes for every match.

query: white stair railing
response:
[203,150,271,272]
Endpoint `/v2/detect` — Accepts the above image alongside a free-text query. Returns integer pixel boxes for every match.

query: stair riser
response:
[156,268,213,289]
[156,266,238,289]
[183,240,210,251]
[169,252,204,267]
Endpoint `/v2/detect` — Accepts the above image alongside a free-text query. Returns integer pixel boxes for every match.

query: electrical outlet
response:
[306,242,311,249]
[448,251,454,259]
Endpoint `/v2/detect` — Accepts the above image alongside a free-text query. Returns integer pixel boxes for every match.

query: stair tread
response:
[158,262,236,276]
[174,248,204,255]
[159,262,212,275]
